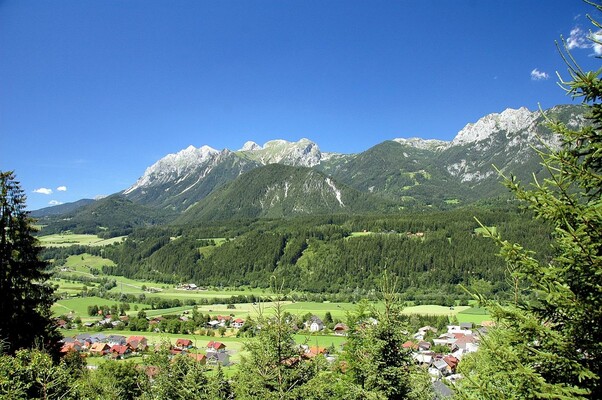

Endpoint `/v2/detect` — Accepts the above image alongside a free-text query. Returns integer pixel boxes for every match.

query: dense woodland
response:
[42,203,553,303]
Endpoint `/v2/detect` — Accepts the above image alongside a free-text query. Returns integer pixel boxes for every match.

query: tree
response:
[341,274,433,400]
[0,171,60,357]
[234,284,323,399]
[458,7,602,398]
[78,360,148,400]
[0,349,78,400]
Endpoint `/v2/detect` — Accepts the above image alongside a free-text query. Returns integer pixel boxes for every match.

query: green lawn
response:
[63,254,116,270]
[52,296,145,319]
[53,296,114,316]
[401,304,469,316]
[39,234,126,247]
[457,306,491,324]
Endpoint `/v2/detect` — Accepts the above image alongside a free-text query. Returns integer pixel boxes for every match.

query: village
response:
[57,308,489,387]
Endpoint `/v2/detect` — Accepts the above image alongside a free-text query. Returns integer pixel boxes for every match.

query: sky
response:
[1,1,601,211]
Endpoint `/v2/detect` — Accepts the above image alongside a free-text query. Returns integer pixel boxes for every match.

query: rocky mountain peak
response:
[392,137,449,150]
[123,145,220,194]
[452,107,535,146]
[238,138,323,167]
[240,141,261,151]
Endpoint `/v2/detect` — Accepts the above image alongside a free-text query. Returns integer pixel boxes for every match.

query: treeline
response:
[36,195,175,237]
[44,205,552,300]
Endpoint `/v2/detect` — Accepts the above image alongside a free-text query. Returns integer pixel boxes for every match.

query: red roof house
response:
[207,341,226,352]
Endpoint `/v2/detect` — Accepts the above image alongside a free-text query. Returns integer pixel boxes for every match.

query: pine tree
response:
[458,6,602,398]
[341,274,433,400]
[234,289,322,399]
[0,171,60,356]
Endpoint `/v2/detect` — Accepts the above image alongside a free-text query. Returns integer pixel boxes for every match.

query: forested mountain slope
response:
[174,164,399,223]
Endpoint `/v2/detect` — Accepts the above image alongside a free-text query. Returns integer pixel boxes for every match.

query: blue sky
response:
[1,1,601,210]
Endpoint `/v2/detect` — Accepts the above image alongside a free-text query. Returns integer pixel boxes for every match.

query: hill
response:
[175,164,398,223]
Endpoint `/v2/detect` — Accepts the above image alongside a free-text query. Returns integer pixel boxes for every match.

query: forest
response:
[42,202,553,303]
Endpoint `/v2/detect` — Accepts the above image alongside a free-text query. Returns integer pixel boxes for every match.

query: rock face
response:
[392,137,449,150]
[237,138,323,167]
[124,145,220,194]
[123,139,327,211]
[121,104,587,211]
[451,107,536,146]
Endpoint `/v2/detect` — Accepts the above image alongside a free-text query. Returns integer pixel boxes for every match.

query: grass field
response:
[63,254,116,270]
[53,296,123,317]
[456,306,491,324]
[39,234,126,247]
[47,234,491,326]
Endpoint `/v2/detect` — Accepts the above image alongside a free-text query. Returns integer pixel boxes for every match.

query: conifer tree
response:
[234,283,322,399]
[0,171,60,356]
[458,5,602,398]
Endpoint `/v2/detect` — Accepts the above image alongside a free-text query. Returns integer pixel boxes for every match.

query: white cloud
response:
[566,26,602,55]
[57,186,67,192]
[567,27,589,50]
[33,188,53,195]
[94,195,107,200]
[530,68,549,81]
[49,200,63,206]
[592,30,602,55]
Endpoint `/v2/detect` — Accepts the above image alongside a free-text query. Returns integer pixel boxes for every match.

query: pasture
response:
[38,233,126,247]
[47,233,490,326]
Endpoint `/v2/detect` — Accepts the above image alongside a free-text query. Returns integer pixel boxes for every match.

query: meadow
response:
[39,233,126,247]
[46,232,491,327]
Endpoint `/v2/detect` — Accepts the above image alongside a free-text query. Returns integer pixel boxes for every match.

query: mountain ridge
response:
[35,104,588,230]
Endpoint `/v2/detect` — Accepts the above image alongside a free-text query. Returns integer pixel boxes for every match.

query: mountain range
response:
[35,104,587,234]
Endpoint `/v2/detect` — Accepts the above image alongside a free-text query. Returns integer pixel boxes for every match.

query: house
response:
[149,317,164,325]
[414,325,438,340]
[459,322,473,330]
[175,338,193,350]
[207,320,220,329]
[92,333,107,343]
[433,359,450,375]
[206,351,230,366]
[127,335,148,352]
[55,319,68,329]
[207,341,226,352]
[418,341,432,351]
[446,325,472,335]
[232,318,245,329]
[305,346,328,358]
[75,333,92,343]
[107,335,127,346]
[333,323,349,336]
[443,355,459,374]
[216,315,232,326]
[402,341,418,350]
[432,380,454,399]
[304,315,324,332]
[179,283,198,290]
[188,353,207,364]
[433,333,457,347]
[60,341,82,354]
[412,352,433,366]
[110,344,131,359]
[170,348,183,356]
[89,342,110,356]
